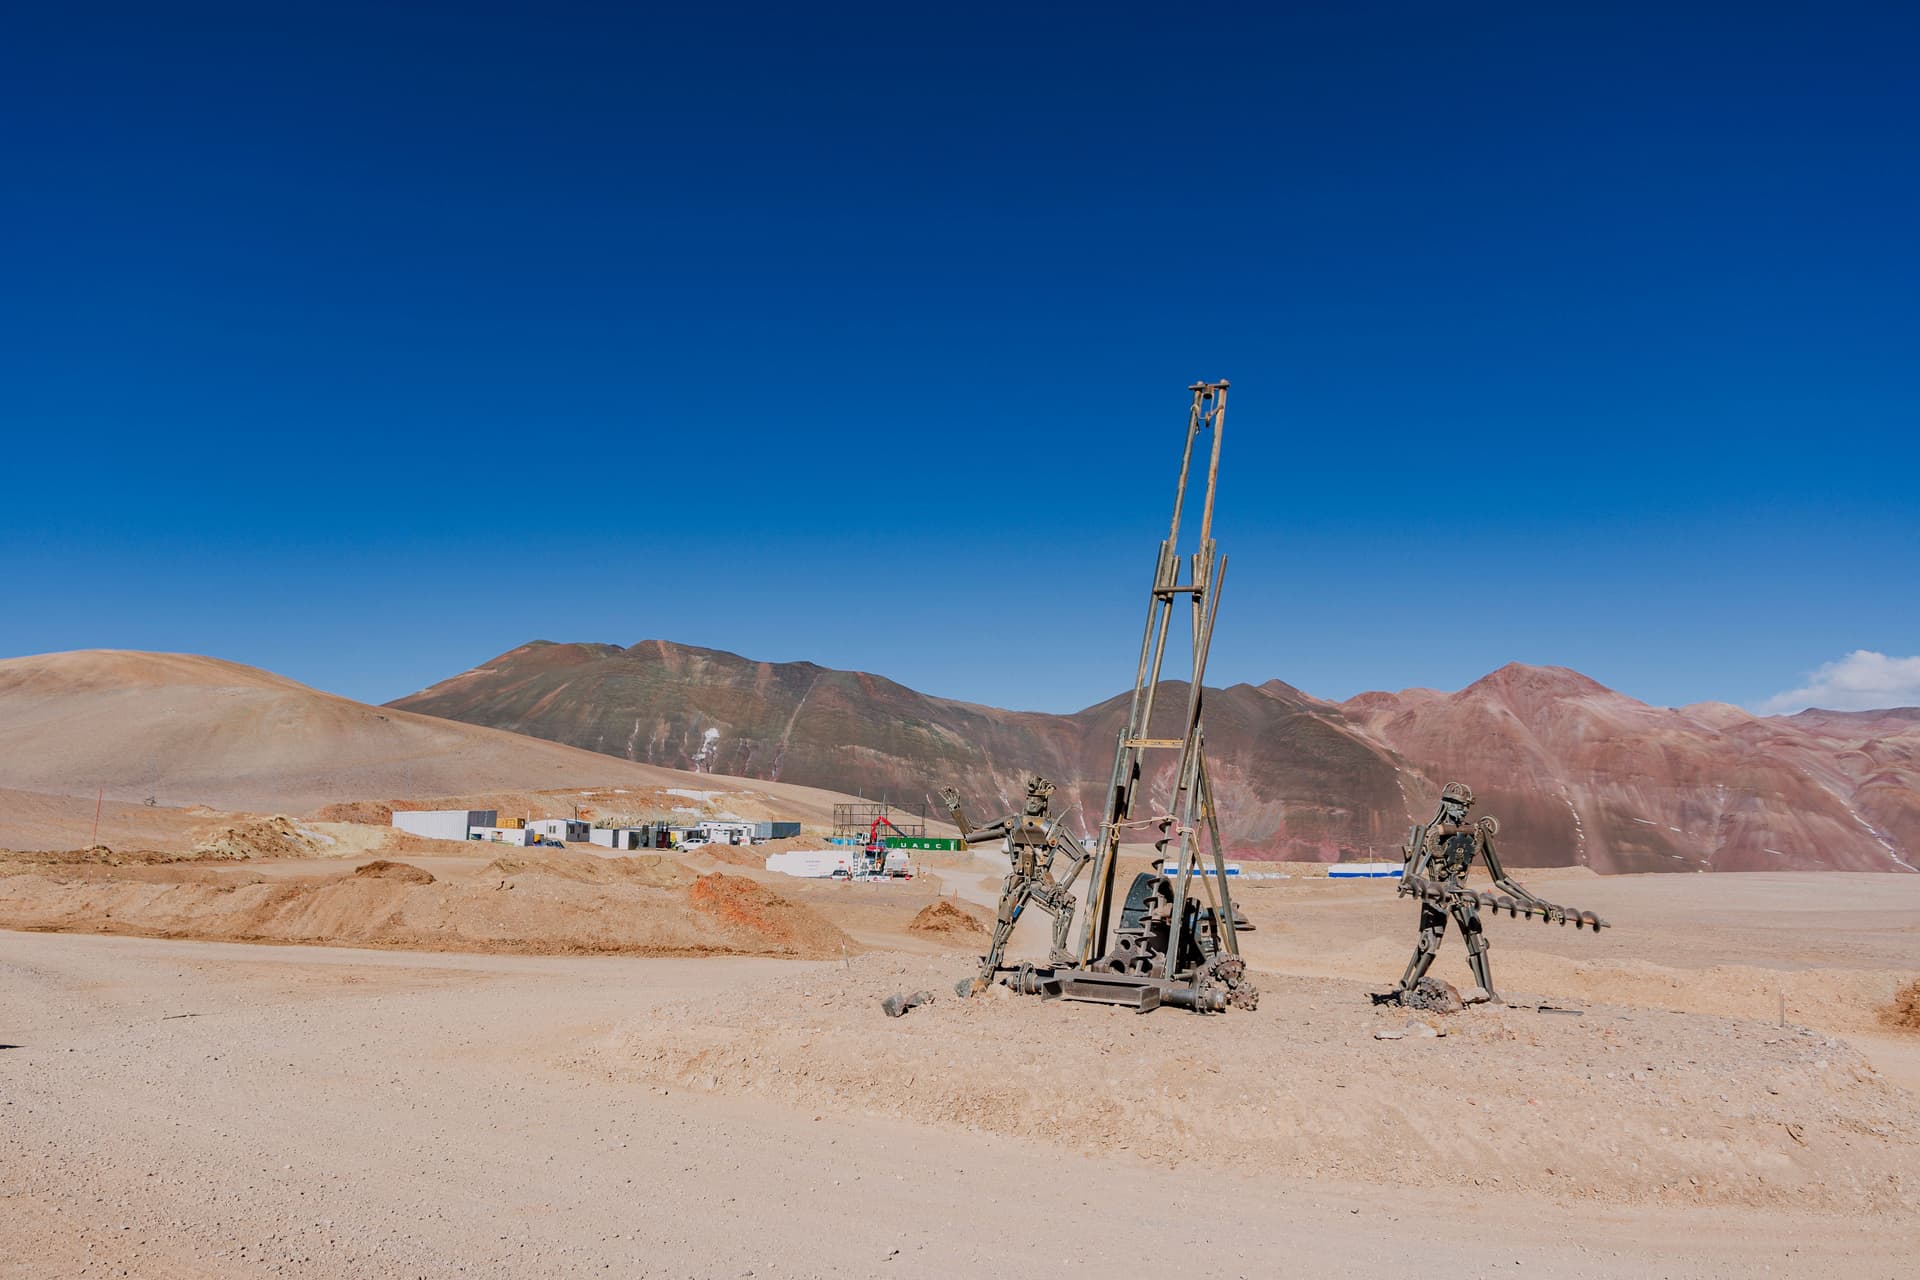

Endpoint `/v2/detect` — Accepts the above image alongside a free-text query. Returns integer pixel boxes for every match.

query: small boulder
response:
[882,989,936,1018]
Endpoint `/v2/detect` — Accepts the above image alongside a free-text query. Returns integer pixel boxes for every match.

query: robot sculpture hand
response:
[942,774,1090,994]
[1395,782,1554,1002]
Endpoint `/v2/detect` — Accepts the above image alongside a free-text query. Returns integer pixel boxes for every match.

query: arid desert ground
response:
[4,820,1917,1278]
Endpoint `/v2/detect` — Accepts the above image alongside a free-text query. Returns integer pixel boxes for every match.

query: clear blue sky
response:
[3,3,1915,713]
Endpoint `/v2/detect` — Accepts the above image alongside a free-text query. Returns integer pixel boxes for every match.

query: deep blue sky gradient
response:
[3,3,1915,711]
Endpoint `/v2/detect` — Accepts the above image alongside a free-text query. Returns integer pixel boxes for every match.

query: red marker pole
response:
[92,786,104,846]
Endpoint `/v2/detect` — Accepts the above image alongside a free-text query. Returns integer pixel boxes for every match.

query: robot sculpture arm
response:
[1476,817,1562,920]
[1042,815,1093,889]
[940,786,1009,846]
[1398,820,1435,890]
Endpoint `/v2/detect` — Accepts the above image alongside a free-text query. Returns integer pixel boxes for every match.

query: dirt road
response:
[3,930,1906,1278]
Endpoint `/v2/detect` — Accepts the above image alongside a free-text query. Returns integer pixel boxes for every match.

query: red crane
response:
[862,816,912,877]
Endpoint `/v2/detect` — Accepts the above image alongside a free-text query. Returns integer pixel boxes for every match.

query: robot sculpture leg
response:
[1396,901,1449,994]
[1039,887,1078,967]
[976,872,1032,987]
[1456,901,1497,1001]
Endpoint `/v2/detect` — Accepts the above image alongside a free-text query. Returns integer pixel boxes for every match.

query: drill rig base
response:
[980,958,1236,1013]
[1041,969,1227,1013]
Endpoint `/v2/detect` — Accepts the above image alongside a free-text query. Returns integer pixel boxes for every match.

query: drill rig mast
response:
[941,381,1254,1013]
[1061,380,1249,1010]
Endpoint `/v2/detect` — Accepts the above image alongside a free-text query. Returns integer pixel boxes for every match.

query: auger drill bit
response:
[1401,875,1608,931]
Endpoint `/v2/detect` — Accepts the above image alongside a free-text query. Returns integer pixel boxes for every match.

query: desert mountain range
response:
[392,640,1920,874]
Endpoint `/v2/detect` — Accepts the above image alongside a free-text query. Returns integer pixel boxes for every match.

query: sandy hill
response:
[392,640,1918,873]
[0,650,866,824]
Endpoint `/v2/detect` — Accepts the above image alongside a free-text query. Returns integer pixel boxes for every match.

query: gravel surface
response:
[4,927,1913,1278]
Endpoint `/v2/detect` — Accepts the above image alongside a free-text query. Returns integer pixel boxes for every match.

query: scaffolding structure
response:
[830,801,927,844]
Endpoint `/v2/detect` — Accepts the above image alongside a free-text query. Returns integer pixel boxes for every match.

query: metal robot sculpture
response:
[941,775,1091,994]
[1393,782,1607,1004]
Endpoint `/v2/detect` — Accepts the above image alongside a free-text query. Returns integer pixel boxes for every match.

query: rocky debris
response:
[1370,978,1462,1013]
[1463,986,1494,1005]
[881,990,935,1018]
[1407,978,1463,1013]
[1372,1026,1405,1041]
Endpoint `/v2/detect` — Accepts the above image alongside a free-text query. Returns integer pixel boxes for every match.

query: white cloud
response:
[1758,650,1920,714]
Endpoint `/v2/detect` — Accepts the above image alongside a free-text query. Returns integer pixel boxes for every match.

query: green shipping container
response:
[883,837,963,852]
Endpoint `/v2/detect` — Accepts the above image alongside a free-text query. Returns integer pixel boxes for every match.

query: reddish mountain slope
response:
[394,643,1918,872]
[391,641,1409,860]
[1342,665,1917,873]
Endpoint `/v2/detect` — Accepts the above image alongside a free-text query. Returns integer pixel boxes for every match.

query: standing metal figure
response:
[1394,781,1603,1003]
[942,775,1092,992]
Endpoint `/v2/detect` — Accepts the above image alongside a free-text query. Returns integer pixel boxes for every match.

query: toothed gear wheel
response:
[1207,954,1248,988]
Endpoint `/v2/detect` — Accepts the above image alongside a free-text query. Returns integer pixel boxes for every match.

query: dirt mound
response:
[353,860,435,885]
[908,899,989,939]
[312,800,394,824]
[483,852,689,889]
[193,816,323,860]
[688,873,852,956]
[594,955,1920,1216]
[0,855,853,960]
[1885,979,1920,1031]
[0,845,210,867]
[697,844,765,867]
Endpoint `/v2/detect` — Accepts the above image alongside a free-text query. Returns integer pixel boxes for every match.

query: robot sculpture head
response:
[1022,775,1056,819]
[1439,780,1475,824]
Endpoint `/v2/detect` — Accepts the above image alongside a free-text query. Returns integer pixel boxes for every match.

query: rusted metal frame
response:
[1196,753,1240,957]
[1080,546,1168,961]
[1080,389,1212,963]
[1079,382,1230,970]
[1159,752,1203,980]
[1166,386,1208,559]
[1161,549,1227,979]
[1083,576,1179,962]
[1193,381,1226,551]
